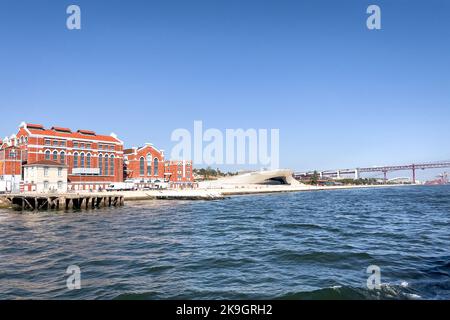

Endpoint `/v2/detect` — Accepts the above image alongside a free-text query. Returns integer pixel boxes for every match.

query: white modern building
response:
[199,169,301,189]
[23,160,68,193]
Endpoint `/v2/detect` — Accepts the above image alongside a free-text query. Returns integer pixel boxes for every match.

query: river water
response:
[0,186,449,299]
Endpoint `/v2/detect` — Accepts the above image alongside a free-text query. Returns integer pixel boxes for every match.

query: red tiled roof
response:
[26,123,44,130]
[77,129,96,136]
[51,126,72,133]
[26,128,121,143]
[23,160,67,167]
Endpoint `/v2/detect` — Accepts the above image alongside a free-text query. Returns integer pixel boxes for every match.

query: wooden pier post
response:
[8,193,125,212]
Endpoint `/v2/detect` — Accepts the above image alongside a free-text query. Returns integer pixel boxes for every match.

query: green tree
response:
[311,171,319,185]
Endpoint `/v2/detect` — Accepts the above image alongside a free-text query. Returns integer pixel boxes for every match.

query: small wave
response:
[144,265,174,273]
[273,250,373,264]
[276,284,422,300]
[276,222,340,233]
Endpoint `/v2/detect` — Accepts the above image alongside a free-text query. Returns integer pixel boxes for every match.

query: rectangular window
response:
[99,155,103,175]
[110,157,114,176]
[45,139,50,145]
[53,140,58,146]
[44,181,49,190]
[60,141,66,147]
[58,168,62,177]
[73,142,79,148]
[57,181,63,190]
[44,167,49,177]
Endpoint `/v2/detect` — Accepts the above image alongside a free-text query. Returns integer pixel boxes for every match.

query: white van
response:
[106,182,136,191]
[154,181,168,189]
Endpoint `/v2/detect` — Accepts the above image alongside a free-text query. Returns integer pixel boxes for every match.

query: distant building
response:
[23,160,68,193]
[199,169,300,188]
[164,160,194,187]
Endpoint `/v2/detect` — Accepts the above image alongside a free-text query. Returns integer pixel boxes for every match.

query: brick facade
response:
[164,160,194,183]
[1,122,195,192]
[123,144,165,181]
[1,123,124,190]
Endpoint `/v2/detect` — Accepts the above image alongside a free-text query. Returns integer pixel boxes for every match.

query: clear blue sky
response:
[0,0,449,179]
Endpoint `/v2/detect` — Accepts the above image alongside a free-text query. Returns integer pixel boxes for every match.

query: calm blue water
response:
[0,186,449,300]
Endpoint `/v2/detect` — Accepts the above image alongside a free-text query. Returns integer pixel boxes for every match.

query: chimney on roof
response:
[26,123,45,130]
[77,129,96,136]
[51,127,72,133]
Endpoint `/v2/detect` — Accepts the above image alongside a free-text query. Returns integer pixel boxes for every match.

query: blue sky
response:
[0,0,449,179]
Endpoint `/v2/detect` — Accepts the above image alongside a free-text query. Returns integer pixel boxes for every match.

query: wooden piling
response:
[6,193,124,212]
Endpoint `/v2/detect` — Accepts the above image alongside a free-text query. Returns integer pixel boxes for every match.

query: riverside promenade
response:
[120,183,405,200]
[0,184,407,210]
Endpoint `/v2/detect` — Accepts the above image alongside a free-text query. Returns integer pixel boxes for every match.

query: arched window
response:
[140,157,145,176]
[110,155,114,176]
[74,152,79,168]
[86,153,91,168]
[153,158,159,176]
[105,155,109,176]
[99,154,103,175]
[60,151,65,164]
[45,150,51,160]
[80,152,85,167]
[53,150,58,161]
[146,154,152,176]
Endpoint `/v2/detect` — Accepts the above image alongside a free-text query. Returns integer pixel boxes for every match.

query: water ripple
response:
[0,185,449,299]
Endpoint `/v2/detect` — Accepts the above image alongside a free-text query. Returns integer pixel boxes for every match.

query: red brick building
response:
[0,122,124,191]
[0,143,22,192]
[1,122,195,192]
[123,144,194,187]
[164,160,194,187]
[123,144,165,182]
